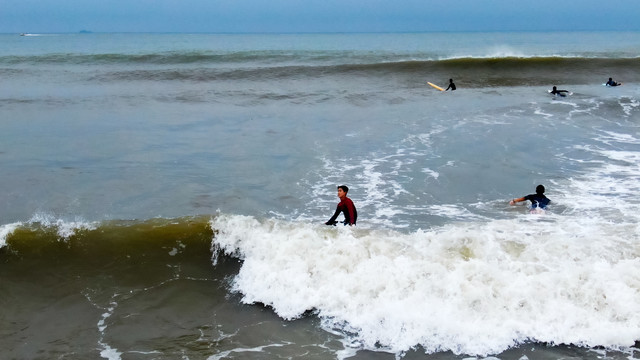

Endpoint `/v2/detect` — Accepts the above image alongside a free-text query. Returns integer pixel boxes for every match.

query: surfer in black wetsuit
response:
[550,86,569,96]
[605,77,620,87]
[445,79,456,91]
[509,184,551,211]
[325,185,357,226]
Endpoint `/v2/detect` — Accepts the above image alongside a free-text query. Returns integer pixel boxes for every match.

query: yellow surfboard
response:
[427,82,445,91]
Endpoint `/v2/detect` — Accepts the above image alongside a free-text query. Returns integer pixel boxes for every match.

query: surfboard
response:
[427,82,445,91]
[603,83,623,87]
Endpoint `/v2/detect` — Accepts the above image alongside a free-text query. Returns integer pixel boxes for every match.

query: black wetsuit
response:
[523,193,550,209]
[446,82,456,91]
[325,197,357,225]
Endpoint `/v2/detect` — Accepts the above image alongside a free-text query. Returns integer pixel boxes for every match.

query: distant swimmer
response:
[605,77,621,87]
[510,184,551,213]
[325,185,357,226]
[445,79,456,91]
[549,86,569,96]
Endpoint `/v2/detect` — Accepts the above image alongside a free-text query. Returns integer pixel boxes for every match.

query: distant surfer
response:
[605,77,621,87]
[445,79,456,91]
[549,86,569,96]
[509,185,550,213]
[325,185,357,226]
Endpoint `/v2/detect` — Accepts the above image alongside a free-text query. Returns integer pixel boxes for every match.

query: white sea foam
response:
[93,298,122,360]
[27,213,97,239]
[557,132,640,225]
[598,130,640,145]
[302,127,446,230]
[426,204,485,220]
[210,213,640,356]
[304,154,413,229]
[0,222,22,248]
[421,168,439,179]
[531,104,554,119]
[437,53,581,61]
[0,214,99,248]
[207,343,287,360]
[619,97,639,117]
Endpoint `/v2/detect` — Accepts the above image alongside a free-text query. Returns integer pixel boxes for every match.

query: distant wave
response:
[85,57,639,87]
[0,51,349,65]
[2,51,638,87]
[2,50,639,65]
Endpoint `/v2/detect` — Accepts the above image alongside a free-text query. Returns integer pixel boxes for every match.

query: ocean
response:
[1,31,640,359]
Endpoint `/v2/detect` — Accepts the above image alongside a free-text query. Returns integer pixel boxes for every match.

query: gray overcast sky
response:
[3,0,640,33]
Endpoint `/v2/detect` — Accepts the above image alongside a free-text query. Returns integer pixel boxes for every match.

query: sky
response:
[2,0,640,33]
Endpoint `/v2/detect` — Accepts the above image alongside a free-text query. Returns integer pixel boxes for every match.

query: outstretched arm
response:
[325,206,340,225]
[509,197,525,205]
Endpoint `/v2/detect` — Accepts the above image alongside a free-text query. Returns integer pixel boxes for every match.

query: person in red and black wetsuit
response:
[325,185,357,226]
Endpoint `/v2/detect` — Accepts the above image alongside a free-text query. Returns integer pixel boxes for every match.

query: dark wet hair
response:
[536,185,545,194]
[338,185,349,193]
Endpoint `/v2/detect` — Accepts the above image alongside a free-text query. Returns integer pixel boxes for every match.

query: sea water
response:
[1,32,640,359]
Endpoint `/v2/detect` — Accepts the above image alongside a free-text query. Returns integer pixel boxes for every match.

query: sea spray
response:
[210,213,640,356]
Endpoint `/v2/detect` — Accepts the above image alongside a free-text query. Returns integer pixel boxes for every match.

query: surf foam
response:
[0,222,22,248]
[210,213,640,356]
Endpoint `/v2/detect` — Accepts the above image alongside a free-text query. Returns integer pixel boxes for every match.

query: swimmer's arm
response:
[325,206,341,225]
[509,197,525,205]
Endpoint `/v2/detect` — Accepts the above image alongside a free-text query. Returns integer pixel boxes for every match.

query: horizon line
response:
[8,29,640,36]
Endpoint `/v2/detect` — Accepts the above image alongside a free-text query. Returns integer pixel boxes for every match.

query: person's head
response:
[536,185,545,195]
[609,77,613,81]
[337,185,349,199]
[449,79,453,83]
[552,86,557,90]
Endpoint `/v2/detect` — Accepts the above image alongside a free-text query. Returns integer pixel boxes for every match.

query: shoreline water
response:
[2,212,640,358]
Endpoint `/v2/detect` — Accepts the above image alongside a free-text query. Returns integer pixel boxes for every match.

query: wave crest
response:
[210,214,640,356]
